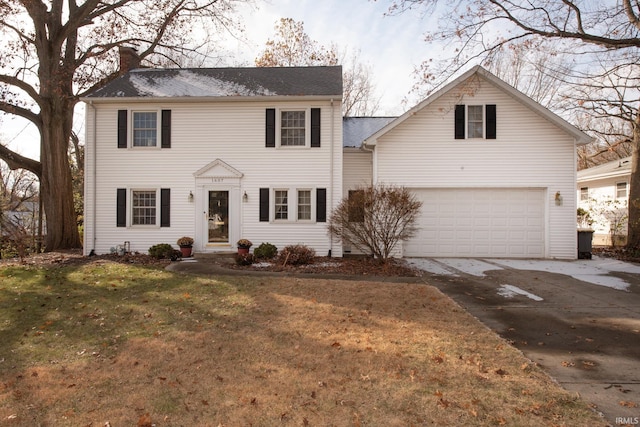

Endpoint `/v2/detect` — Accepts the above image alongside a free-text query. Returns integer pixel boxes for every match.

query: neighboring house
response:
[361,66,593,259]
[577,157,631,246]
[83,50,343,256]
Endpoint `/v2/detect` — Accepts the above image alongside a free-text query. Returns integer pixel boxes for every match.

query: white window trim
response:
[270,187,318,223]
[130,188,160,227]
[273,188,289,221]
[296,188,313,222]
[131,110,161,149]
[466,105,484,139]
[276,108,311,148]
[616,181,628,199]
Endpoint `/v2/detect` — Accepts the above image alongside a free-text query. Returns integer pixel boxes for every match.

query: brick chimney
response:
[118,46,141,74]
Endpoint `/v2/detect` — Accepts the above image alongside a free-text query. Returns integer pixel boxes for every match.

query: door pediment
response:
[194,159,243,180]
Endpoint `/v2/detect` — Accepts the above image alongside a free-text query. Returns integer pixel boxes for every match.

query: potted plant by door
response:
[237,239,253,255]
[177,236,194,258]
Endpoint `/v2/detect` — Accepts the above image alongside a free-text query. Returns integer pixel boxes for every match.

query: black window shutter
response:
[117,110,128,148]
[454,105,465,139]
[265,109,276,147]
[316,188,327,222]
[486,104,496,139]
[259,188,269,221]
[160,188,170,227]
[161,110,171,148]
[116,188,126,227]
[311,108,321,147]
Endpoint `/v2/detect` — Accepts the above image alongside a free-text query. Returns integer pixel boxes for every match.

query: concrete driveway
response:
[408,257,640,425]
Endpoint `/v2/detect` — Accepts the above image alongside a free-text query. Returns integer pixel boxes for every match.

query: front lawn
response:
[0,259,605,426]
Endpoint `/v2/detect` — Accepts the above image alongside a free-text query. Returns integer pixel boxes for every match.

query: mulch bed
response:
[227,255,422,277]
[0,250,421,277]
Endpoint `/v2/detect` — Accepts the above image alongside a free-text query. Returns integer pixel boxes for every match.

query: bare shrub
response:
[278,244,315,266]
[328,185,422,261]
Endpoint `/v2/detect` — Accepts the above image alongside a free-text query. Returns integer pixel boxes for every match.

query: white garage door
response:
[405,188,545,258]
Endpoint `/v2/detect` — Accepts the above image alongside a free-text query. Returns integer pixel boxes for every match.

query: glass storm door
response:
[208,191,229,243]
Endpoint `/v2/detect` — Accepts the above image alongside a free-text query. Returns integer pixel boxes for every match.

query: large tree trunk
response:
[39,100,81,251]
[627,111,640,250]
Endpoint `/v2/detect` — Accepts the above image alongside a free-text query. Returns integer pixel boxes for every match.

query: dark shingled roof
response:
[343,116,396,147]
[87,66,343,99]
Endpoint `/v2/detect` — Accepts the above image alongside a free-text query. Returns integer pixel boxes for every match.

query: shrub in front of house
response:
[278,244,315,266]
[253,242,278,260]
[149,243,179,260]
[235,252,254,266]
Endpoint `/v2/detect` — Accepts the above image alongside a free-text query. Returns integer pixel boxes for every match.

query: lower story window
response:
[132,190,156,225]
[275,190,288,220]
[298,190,311,220]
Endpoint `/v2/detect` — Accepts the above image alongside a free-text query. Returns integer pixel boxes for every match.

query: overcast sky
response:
[2,0,440,160]
[224,0,439,114]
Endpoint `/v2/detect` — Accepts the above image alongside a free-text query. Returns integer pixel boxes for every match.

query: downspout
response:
[329,98,334,257]
[88,101,97,254]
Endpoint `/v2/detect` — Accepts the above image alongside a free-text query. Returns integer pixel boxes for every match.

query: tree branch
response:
[0,145,42,177]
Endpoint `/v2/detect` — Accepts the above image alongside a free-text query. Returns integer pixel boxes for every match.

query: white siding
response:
[84,99,342,256]
[342,148,373,255]
[343,148,372,194]
[373,75,578,259]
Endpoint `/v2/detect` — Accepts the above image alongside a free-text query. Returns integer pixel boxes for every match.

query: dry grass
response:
[0,260,606,426]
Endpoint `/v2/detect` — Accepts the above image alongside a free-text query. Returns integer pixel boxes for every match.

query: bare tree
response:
[255,18,381,116]
[0,0,246,251]
[328,185,422,261]
[0,159,39,258]
[389,0,640,249]
[255,18,338,67]
[341,50,381,117]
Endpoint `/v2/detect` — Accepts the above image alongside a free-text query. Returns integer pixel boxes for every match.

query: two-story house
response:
[84,53,591,259]
[83,50,343,256]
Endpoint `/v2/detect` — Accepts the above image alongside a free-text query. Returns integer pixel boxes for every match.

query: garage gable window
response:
[455,104,496,140]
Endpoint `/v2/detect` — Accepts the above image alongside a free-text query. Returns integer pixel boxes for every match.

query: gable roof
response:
[577,156,631,183]
[86,66,343,100]
[343,117,396,147]
[363,65,593,147]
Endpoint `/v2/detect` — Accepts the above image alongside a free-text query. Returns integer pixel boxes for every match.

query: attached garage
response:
[404,188,545,258]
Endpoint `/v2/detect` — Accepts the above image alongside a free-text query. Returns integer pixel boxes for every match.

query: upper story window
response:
[132,112,158,147]
[455,104,496,140]
[265,108,321,148]
[118,109,171,149]
[616,182,628,199]
[281,111,306,146]
[580,187,589,201]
